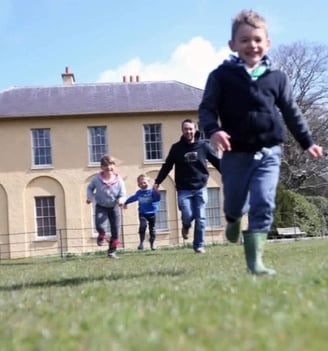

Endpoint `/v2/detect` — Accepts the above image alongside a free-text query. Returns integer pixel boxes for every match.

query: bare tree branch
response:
[270,42,328,193]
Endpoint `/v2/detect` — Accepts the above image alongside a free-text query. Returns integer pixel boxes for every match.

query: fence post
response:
[59,229,64,258]
[292,209,297,239]
[120,208,125,249]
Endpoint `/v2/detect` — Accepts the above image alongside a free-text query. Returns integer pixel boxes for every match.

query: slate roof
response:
[0,81,204,118]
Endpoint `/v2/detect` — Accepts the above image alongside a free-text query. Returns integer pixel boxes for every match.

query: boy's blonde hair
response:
[231,10,268,40]
[137,174,150,184]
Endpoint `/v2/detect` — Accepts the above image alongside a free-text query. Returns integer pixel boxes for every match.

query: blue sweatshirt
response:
[125,188,160,215]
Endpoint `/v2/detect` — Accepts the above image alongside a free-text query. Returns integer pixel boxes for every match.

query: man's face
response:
[182,122,196,143]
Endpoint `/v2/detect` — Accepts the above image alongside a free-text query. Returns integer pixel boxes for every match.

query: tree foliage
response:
[270,42,328,193]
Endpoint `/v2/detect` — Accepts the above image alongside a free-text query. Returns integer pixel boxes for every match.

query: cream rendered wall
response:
[0,111,224,259]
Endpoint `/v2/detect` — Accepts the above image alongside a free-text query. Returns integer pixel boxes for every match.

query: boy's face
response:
[228,24,271,68]
[138,178,149,190]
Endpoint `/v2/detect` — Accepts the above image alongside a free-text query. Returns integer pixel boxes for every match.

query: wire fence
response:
[0,217,226,260]
[1,211,327,261]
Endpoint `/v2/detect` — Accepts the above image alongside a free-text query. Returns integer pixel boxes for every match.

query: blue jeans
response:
[177,187,208,249]
[221,146,281,232]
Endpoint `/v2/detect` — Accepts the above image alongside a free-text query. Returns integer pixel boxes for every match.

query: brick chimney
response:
[61,67,75,85]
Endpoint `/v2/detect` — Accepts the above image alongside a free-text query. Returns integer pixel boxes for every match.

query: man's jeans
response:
[221,146,281,232]
[177,187,208,249]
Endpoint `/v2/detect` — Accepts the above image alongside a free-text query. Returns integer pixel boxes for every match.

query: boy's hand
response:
[153,183,160,193]
[307,144,323,158]
[210,131,231,151]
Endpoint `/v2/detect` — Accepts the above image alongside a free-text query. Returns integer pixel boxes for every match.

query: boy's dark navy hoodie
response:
[199,57,314,152]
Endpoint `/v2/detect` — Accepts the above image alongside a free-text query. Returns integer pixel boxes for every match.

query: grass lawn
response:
[0,239,327,351]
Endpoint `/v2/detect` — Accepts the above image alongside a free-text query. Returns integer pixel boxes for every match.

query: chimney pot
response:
[62,67,75,85]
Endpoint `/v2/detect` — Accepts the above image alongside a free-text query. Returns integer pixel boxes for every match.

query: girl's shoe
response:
[108,252,119,259]
[97,233,105,246]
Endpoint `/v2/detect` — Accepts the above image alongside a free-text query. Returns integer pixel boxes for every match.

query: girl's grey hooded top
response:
[87,172,126,208]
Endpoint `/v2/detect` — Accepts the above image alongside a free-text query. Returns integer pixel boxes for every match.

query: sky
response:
[0,0,327,91]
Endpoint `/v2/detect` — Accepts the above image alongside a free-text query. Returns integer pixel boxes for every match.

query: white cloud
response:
[97,36,231,89]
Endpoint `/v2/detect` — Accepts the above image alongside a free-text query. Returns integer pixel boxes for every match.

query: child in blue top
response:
[124,174,160,250]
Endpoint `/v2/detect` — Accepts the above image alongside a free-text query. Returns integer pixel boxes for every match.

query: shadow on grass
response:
[0,268,186,292]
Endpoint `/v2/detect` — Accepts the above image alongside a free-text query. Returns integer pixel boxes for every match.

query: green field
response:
[0,239,327,351]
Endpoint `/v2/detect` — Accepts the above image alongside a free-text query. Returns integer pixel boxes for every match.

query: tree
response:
[269,42,328,193]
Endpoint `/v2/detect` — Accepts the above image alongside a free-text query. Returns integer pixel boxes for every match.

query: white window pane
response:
[206,188,221,228]
[88,126,108,164]
[144,124,163,161]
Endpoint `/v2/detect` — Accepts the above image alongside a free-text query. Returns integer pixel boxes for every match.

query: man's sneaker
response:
[97,233,105,246]
[150,243,157,251]
[137,243,144,250]
[108,252,119,259]
[225,218,241,243]
[195,247,206,254]
[181,227,190,240]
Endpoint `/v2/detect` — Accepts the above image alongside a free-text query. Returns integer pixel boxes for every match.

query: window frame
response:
[156,190,168,232]
[206,187,222,229]
[34,196,57,238]
[31,128,52,168]
[87,126,108,165]
[143,124,163,162]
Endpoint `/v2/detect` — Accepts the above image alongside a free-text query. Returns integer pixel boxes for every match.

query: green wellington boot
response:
[242,232,276,275]
[225,218,241,243]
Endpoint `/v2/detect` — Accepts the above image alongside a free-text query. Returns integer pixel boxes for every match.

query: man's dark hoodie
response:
[155,131,221,190]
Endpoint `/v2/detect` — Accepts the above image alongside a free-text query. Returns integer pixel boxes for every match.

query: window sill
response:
[30,166,54,170]
[33,237,57,242]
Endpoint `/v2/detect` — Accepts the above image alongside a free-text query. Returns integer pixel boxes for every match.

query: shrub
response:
[306,196,328,235]
[273,184,322,236]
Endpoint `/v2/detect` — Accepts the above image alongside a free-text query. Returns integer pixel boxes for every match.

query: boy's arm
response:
[277,73,314,150]
[277,76,323,158]
[124,192,139,205]
[152,190,161,202]
[198,71,222,139]
[206,143,221,173]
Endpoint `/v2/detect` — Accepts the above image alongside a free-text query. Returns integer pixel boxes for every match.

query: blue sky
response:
[0,0,327,91]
